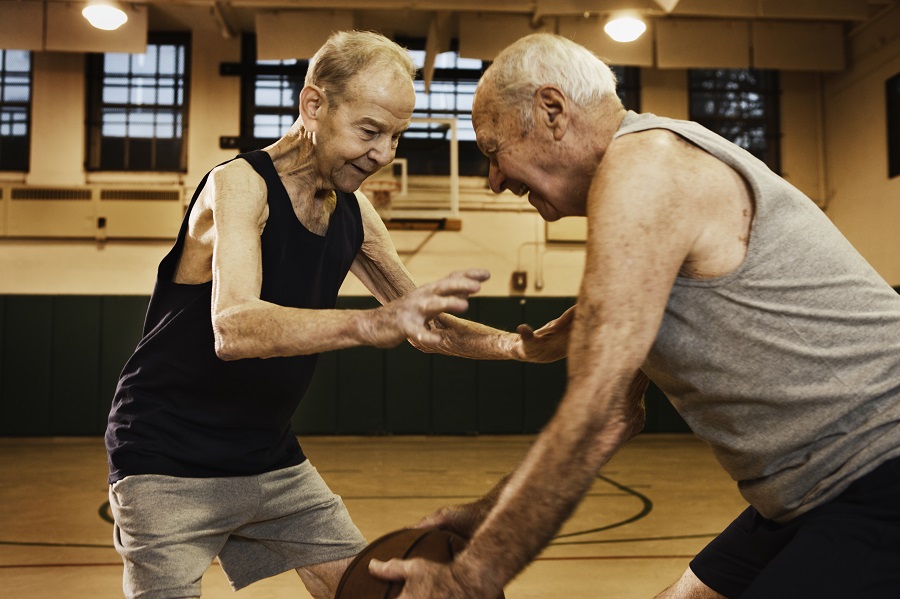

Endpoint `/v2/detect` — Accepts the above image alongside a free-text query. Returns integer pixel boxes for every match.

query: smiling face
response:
[313,66,415,193]
[472,84,582,222]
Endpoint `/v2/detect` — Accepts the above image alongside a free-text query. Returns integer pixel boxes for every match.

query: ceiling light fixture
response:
[604,15,647,43]
[82,0,129,31]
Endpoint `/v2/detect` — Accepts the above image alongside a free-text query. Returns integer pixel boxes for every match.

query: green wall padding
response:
[0,294,689,437]
[477,297,526,433]
[333,297,385,434]
[98,296,150,433]
[0,297,3,432]
[1,296,53,435]
[431,354,479,434]
[292,351,338,435]
[522,298,572,432]
[384,341,431,433]
[51,296,102,434]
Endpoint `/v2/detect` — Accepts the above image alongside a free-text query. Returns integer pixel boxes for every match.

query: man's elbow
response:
[212,311,252,361]
[214,331,244,361]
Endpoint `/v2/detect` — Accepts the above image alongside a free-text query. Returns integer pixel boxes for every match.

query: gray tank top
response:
[616,111,900,521]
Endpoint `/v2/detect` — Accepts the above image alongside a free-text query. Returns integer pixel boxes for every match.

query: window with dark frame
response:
[396,40,487,177]
[232,35,641,178]
[888,71,900,179]
[689,68,781,174]
[251,59,305,139]
[612,65,641,113]
[85,32,190,172]
[0,49,32,172]
[229,34,307,153]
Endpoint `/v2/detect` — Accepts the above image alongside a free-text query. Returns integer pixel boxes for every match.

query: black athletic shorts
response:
[690,456,900,599]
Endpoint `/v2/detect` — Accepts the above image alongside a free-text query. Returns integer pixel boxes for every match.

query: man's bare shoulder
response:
[605,127,702,170]
[598,126,730,204]
[209,159,266,199]
[200,158,269,223]
[599,126,753,279]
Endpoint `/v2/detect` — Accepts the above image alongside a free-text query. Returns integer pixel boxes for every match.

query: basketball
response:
[335,527,505,599]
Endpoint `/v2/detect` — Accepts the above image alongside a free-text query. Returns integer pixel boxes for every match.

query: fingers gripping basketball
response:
[335,528,505,599]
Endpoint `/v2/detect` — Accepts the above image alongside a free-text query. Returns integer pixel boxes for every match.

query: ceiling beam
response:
[422,11,452,93]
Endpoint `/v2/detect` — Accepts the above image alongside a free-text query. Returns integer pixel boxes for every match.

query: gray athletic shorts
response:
[108,460,367,599]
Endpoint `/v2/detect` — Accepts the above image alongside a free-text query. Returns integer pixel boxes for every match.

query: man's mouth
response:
[513,183,530,197]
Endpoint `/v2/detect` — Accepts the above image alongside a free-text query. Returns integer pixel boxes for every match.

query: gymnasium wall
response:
[820,6,900,286]
[1,7,899,437]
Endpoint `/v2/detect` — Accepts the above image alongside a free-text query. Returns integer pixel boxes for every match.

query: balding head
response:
[305,30,416,107]
[475,33,620,131]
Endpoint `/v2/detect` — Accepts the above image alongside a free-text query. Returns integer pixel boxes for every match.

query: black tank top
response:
[105,151,364,483]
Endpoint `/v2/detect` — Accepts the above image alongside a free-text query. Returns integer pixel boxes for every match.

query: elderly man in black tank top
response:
[105,31,570,599]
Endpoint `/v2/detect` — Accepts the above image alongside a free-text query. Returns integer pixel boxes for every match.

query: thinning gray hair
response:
[305,30,416,105]
[481,33,619,129]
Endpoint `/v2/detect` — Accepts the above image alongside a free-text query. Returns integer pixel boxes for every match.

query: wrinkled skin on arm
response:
[351,190,573,362]
[177,159,488,361]
[186,161,565,363]
[368,127,754,598]
[413,369,647,540]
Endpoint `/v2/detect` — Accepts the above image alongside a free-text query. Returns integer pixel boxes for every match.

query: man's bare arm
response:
[370,130,711,598]
[207,162,484,360]
[415,368,646,540]
[445,132,711,594]
[351,192,571,363]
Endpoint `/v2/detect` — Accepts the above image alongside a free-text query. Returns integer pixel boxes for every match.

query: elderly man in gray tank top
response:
[370,33,900,599]
[105,31,572,599]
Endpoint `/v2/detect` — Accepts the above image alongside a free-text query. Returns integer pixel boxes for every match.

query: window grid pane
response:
[239,38,639,177]
[102,48,185,113]
[406,49,480,142]
[0,49,32,171]
[250,59,301,139]
[611,65,641,112]
[689,68,781,173]
[88,35,189,171]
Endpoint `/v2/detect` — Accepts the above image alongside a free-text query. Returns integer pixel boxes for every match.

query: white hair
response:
[305,30,416,105]
[481,33,619,129]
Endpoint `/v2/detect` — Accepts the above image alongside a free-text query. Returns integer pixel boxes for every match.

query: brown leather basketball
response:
[335,527,504,599]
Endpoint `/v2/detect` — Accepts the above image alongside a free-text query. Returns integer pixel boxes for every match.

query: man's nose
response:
[368,137,395,166]
[487,162,507,194]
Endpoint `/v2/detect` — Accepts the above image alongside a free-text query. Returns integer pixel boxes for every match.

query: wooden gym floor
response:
[0,434,747,598]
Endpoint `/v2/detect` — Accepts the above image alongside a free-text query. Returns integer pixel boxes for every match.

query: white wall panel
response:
[757,0,868,21]
[558,15,654,67]
[255,10,355,60]
[458,13,547,61]
[0,1,43,51]
[672,0,867,20]
[753,21,844,71]
[44,2,147,53]
[669,0,756,19]
[657,18,750,68]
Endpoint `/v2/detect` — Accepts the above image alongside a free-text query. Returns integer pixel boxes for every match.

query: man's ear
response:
[535,85,567,141]
[298,84,326,133]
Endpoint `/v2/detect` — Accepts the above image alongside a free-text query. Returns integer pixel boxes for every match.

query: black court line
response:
[337,491,634,500]
[0,554,700,570]
[99,501,114,525]
[551,533,718,547]
[0,532,717,552]
[0,471,698,554]
[550,472,654,542]
[0,562,123,569]
[0,540,113,549]
[536,554,696,561]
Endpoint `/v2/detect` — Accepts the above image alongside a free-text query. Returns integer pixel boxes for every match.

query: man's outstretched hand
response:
[361,269,490,349]
[513,305,575,363]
